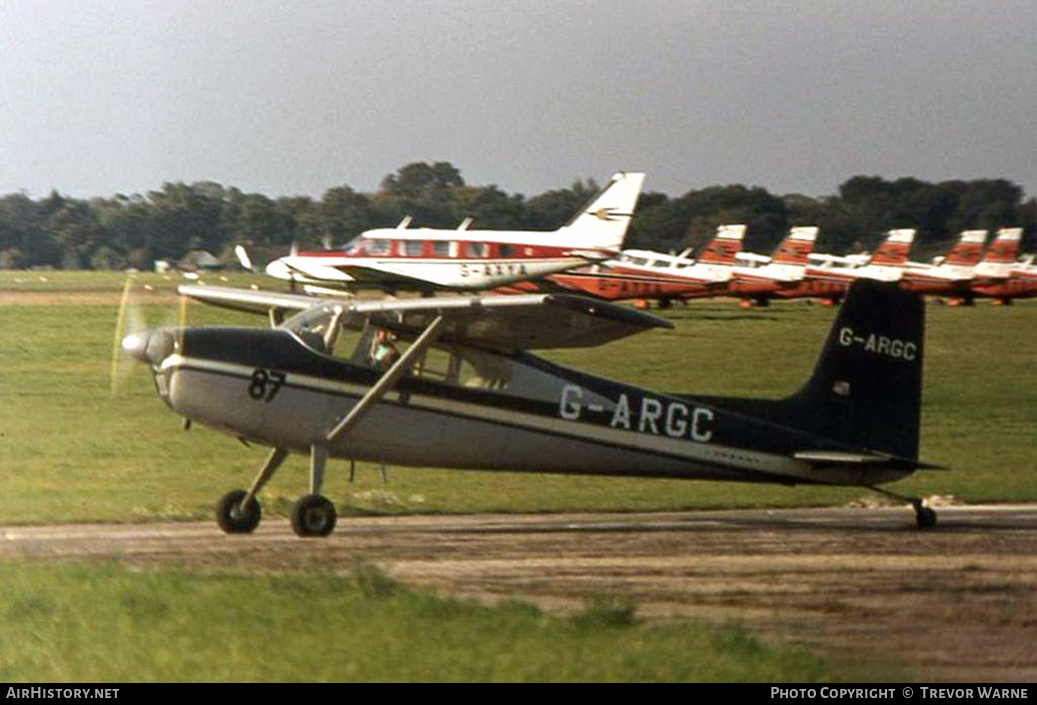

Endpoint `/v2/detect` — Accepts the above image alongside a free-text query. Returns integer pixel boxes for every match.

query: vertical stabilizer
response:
[771,226,819,265]
[974,228,1022,279]
[558,172,646,252]
[784,280,925,459]
[697,224,747,264]
[942,230,988,266]
[980,228,1022,264]
[868,229,915,266]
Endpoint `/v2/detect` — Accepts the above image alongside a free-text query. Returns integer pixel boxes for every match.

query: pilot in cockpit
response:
[370,329,401,370]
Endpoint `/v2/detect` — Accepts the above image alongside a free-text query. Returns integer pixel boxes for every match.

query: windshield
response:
[342,235,364,254]
[342,236,390,256]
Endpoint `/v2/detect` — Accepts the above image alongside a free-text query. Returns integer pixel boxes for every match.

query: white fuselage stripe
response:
[162,355,812,480]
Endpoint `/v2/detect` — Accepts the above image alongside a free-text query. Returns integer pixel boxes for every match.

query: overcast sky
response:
[2,0,1035,201]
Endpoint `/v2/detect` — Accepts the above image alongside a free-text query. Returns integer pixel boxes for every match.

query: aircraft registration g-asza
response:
[122,279,940,537]
[264,172,645,293]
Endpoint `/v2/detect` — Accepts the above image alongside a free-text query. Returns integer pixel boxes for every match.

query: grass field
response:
[0,270,1034,524]
[0,271,1031,682]
[0,560,855,683]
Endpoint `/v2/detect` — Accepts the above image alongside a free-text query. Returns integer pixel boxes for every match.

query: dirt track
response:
[3,504,1037,682]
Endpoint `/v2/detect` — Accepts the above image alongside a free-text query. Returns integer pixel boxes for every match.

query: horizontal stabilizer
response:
[794,451,945,471]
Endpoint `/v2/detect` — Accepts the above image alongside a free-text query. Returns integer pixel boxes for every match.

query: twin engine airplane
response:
[264,172,645,294]
[123,279,940,537]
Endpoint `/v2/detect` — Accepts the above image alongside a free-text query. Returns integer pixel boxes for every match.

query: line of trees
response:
[0,161,1033,270]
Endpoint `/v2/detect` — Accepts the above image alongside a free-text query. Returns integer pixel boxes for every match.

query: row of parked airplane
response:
[259,172,1035,307]
[530,224,1035,308]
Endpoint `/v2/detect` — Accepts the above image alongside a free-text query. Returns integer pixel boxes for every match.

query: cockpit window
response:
[284,307,511,390]
[342,235,363,254]
[342,237,391,256]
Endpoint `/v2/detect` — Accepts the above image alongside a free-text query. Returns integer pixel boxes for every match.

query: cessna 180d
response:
[122,278,940,537]
[264,172,645,294]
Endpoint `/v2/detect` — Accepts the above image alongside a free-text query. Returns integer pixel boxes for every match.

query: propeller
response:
[110,274,189,397]
[288,240,300,293]
[234,244,255,272]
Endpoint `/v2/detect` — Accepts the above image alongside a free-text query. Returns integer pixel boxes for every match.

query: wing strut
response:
[306,315,447,500]
[325,315,447,444]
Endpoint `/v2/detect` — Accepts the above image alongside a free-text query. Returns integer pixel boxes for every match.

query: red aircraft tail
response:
[868,229,915,266]
[696,224,746,264]
[942,230,987,266]
[770,226,818,265]
[979,228,1022,264]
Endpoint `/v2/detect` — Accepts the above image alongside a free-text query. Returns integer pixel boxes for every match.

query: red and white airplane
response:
[264,172,645,294]
[505,224,746,303]
[898,229,988,301]
[727,226,819,305]
[794,229,917,304]
[969,228,1037,304]
[806,229,916,283]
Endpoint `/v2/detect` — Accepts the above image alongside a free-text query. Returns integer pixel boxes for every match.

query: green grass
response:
[0,560,837,682]
[0,273,1014,683]
[0,272,1033,524]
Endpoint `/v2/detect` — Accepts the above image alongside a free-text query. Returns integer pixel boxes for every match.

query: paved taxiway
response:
[3,504,1037,681]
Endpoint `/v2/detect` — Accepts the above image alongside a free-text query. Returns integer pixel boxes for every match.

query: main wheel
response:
[291,494,337,537]
[915,505,937,529]
[216,489,261,534]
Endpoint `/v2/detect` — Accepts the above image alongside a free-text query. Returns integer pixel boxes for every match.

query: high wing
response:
[179,285,672,351]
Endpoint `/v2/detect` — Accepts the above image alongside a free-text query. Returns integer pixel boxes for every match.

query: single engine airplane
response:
[498,224,747,305]
[123,279,940,537]
[727,226,819,305]
[790,229,917,305]
[968,228,1036,304]
[263,172,645,294]
[899,229,988,302]
[806,229,916,285]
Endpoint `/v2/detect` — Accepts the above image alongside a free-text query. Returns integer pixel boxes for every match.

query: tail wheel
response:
[291,494,337,537]
[216,489,262,534]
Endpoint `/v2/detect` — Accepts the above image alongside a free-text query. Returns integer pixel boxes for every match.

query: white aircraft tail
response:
[556,172,645,252]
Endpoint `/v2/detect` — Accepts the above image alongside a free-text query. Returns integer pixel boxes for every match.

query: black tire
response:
[916,506,937,529]
[216,489,261,534]
[291,494,337,537]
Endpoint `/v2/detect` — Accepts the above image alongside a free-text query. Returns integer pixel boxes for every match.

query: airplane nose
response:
[265,259,293,280]
[122,329,176,365]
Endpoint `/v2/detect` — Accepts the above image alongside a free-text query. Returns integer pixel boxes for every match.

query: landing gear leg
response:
[216,446,289,534]
[868,486,937,529]
[291,444,337,537]
[289,316,447,538]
